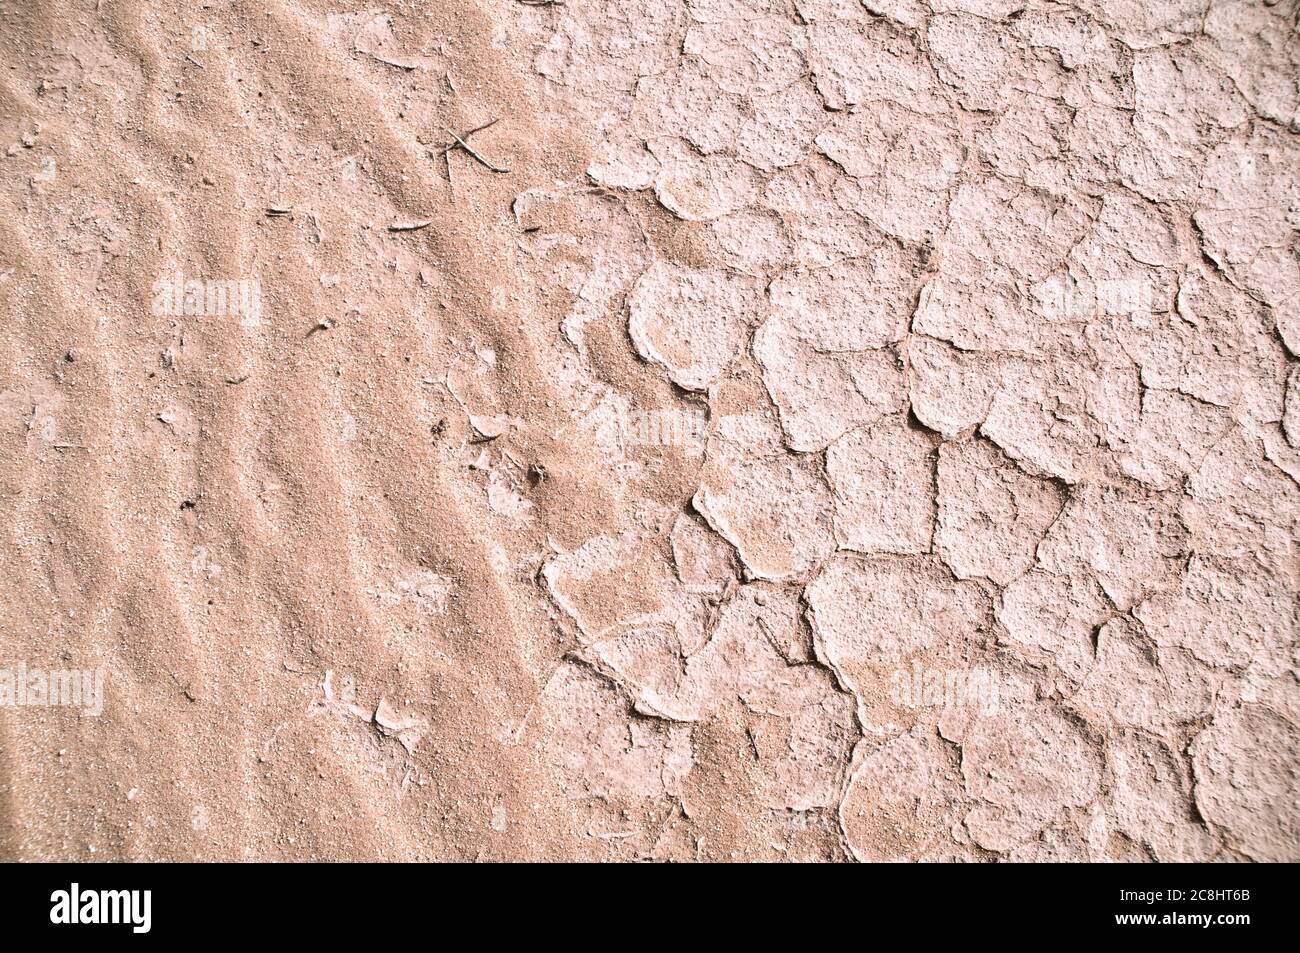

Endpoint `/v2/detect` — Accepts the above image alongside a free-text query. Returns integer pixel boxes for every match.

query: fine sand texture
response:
[1,0,1297,861]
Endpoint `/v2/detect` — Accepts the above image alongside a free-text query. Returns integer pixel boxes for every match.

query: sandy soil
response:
[0,0,1297,861]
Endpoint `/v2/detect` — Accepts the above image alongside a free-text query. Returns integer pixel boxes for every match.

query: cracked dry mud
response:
[0,0,1297,862]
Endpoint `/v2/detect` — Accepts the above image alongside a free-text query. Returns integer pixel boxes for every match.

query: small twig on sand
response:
[388,220,434,232]
[369,52,417,71]
[438,118,509,174]
[442,117,498,145]
[446,130,509,173]
[517,1,563,6]
[464,118,498,136]
[185,54,204,68]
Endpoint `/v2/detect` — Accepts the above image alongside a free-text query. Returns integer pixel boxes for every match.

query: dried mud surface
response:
[0,0,1297,861]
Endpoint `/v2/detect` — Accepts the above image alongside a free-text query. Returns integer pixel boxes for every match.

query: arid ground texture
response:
[0,0,1297,861]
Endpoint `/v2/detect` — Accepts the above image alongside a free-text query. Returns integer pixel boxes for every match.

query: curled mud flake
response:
[736,80,827,171]
[1181,429,1300,575]
[627,261,764,391]
[1078,0,1208,50]
[905,337,1001,440]
[541,530,707,649]
[693,454,836,582]
[979,358,1116,484]
[975,96,1071,188]
[1110,731,1216,863]
[1123,41,1251,201]
[763,158,884,267]
[826,414,935,555]
[309,670,372,723]
[1191,706,1300,862]
[352,13,426,71]
[650,140,761,221]
[373,698,429,755]
[1133,555,1297,672]
[755,253,914,450]
[754,327,906,452]
[936,436,1065,586]
[487,474,533,518]
[587,126,658,190]
[514,184,651,354]
[1115,388,1235,490]
[816,101,964,242]
[1115,270,1287,426]
[1204,0,1300,127]
[997,570,1111,684]
[805,554,988,716]
[1070,618,1217,736]
[840,729,967,862]
[536,662,693,802]
[670,512,736,596]
[533,2,690,114]
[807,16,938,112]
[709,209,794,275]
[926,13,1028,112]
[587,585,857,812]
[960,705,1103,853]
[595,589,796,724]
[542,532,642,638]
[587,627,693,718]
[632,62,745,155]
[684,14,809,97]
[1035,482,1189,611]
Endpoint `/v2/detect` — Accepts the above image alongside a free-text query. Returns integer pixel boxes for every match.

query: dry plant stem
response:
[438,118,509,173]
[447,131,510,173]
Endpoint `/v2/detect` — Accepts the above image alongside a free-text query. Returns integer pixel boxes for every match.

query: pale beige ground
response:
[0,0,1297,862]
